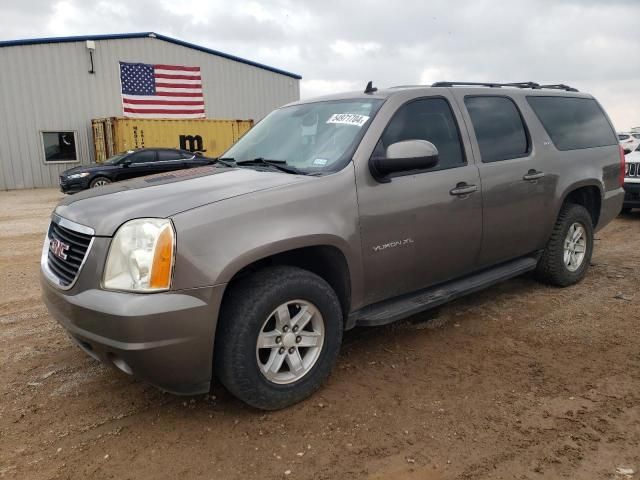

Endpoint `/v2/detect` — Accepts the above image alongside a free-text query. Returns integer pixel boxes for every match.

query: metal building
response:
[0,32,301,190]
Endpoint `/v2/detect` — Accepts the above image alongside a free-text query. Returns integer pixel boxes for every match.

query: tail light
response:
[619,145,625,186]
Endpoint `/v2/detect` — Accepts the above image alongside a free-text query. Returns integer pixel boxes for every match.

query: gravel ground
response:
[0,188,639,480]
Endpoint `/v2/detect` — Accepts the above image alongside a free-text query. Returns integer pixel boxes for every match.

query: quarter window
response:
[526,96,617,151]
[374,98,465,171]
[42,131,78,163]
[464,96,529,162]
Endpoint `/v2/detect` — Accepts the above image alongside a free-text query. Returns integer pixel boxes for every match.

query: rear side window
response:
[157,150,181,161]
[375,97,466,171]
[464,96,529,162]
[129,150,156,163]
[527,96,617,151]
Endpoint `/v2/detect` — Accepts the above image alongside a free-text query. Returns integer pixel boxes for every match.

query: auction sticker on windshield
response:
[326,113,370,127]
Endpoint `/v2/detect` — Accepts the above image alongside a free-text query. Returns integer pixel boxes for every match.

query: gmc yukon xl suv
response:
[41,81,625,410]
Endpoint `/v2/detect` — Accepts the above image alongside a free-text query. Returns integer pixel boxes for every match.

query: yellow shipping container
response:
[92,117,254,163]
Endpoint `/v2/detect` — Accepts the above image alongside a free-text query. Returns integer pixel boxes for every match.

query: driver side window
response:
[374,98,466,171]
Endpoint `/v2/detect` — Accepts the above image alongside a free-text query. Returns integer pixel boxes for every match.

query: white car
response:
[618,132,640,154]
[622,143,640,213]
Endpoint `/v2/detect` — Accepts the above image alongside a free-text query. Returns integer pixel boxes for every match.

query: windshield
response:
[222,99,384,173]
[103,152,131,165]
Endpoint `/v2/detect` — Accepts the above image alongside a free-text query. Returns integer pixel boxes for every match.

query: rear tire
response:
[214,266,343,410]
[89,177,111,188]
[535,203,594,287]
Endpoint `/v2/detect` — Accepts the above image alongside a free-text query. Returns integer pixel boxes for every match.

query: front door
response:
[117,150,158,181]
[355,96,483,306]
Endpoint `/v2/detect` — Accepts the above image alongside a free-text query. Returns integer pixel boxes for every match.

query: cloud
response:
[0,0,638,129]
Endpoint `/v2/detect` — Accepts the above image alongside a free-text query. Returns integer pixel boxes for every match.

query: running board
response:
[349,256,538,328]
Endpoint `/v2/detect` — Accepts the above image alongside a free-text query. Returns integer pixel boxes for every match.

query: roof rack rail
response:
[430,81,578,92]
[538,84,579,92]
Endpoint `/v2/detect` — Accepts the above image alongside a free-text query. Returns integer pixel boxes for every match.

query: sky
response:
[2,0,639,130]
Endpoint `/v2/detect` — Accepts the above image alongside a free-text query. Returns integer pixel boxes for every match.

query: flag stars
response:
[120,62,155,96]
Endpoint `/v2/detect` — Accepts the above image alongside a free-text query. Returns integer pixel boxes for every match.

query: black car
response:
[59,148,213,193]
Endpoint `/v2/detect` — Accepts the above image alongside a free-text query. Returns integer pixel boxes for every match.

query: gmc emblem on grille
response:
[49,238,70,260]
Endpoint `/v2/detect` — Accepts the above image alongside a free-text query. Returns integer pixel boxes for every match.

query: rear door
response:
[355,94,483,305]
[182,151,211,168]
[155,149,188,173]
[454,93,556,267]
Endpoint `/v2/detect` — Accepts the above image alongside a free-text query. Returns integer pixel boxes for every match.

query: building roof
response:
[0,32,302,80]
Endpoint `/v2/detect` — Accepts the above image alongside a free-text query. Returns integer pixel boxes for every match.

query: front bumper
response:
[41,273,226,395]
[59,176,90,194]
[623,182,640,208]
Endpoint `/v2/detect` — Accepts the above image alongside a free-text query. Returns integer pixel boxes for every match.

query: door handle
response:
[523,170,545,181]
[449,183,478,196]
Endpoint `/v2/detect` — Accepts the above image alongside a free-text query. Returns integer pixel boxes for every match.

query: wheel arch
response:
[559,181,603,228]
[217,238,355,324]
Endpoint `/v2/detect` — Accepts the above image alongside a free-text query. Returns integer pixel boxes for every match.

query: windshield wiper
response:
[214,157,237,167]
[236,157,306,175]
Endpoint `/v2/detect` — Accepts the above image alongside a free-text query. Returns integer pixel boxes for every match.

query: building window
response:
[41,131,78,163]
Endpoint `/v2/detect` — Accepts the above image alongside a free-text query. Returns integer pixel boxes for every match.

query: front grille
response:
[46,220,92,287]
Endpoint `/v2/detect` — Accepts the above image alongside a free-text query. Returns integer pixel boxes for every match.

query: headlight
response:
[103,218,175,292]
[67,172,90,179]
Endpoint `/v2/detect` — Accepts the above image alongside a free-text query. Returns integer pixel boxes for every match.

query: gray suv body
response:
[41,82,625,409]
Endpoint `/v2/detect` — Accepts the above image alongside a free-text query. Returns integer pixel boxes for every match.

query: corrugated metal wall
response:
[0,36,300,189]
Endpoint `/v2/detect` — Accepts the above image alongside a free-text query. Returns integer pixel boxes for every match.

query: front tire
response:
[89,176,111,188]
[214,266,343,410]
[535,203,594,287]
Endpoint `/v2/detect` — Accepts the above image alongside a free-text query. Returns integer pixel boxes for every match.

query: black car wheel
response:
[90,177,111,188]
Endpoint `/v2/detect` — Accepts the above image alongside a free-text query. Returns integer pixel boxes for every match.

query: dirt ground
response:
[0,188,639,480]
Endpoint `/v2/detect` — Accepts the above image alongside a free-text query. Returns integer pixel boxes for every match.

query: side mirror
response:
[370,140,439,183]
[121,159,132,167]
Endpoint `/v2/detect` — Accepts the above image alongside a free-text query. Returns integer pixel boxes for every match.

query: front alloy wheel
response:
[90,177,111,188]
[256,300,325,384]
[215,266,343,410]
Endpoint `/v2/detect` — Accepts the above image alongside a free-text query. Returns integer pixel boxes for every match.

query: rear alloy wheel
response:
[90,177,111,188]
[563,222,587,272]
[535,203,594,287]
[215,266,343,410]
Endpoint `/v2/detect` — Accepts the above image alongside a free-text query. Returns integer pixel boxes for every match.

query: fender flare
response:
[216,234,356,285]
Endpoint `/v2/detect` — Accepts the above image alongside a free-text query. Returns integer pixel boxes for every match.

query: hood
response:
[55,166,308,236]
[625,151,640,163]
[61,163,117,175]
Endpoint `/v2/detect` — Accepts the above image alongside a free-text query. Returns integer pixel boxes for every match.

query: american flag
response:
[119,62,205,118]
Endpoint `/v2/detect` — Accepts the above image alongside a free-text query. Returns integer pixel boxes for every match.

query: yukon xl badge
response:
[372,238,414,252]
[49,237,70,260]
